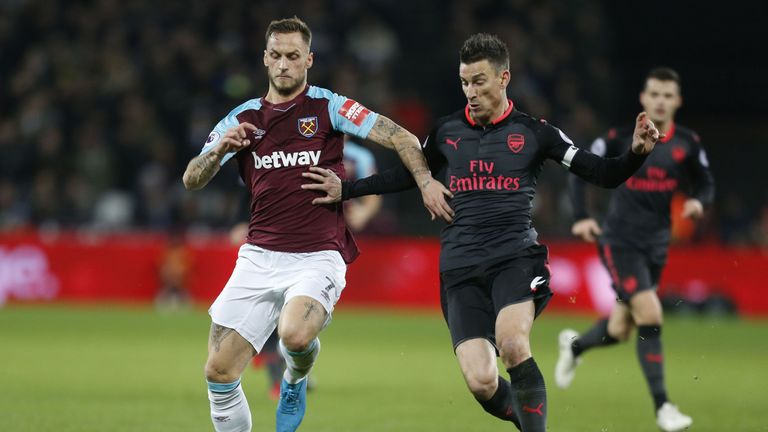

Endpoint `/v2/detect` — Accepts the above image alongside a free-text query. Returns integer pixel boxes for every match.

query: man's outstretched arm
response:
[552,112,661,189]
[301,130,452,220]
[357,115,453,222]
[366,115,433,189]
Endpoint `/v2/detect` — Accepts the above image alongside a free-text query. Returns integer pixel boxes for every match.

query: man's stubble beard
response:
[269,74,306,97]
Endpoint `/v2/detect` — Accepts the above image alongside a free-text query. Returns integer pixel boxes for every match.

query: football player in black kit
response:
[555,67,714,432]
[301,34,662,431]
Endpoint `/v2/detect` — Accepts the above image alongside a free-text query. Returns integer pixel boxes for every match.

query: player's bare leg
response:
[629,289,692,431]
[607,302,634,342]
[275,295,326,432]
[496,301,545,431]
[205,323,257,432]
[556,301,633,389]
[456,338,521,429]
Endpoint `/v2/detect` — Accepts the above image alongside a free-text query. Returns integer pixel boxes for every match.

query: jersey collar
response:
[658,121,676,144]
[260,85,309,110]
[464,99,515,127]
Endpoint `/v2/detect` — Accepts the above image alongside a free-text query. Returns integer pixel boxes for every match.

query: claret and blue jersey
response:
[198,85,379,263]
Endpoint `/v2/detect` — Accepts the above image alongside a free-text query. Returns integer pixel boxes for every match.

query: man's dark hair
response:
[645,67,681,89]
[265,17,312,47]
[460,33,509,71]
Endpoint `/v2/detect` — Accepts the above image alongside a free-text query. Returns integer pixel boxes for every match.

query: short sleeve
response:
[199,99,262,166]
[326,94,380,138]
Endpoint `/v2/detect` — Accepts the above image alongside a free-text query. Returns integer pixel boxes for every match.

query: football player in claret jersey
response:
[182,17,451,432]
[556,67,713,432]
[303,33,661,431]
[247,137,382,401]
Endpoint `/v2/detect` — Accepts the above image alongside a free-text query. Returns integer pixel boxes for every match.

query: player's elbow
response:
[182,171,202,191]
[390,129,420,151]
[403,130,420,148]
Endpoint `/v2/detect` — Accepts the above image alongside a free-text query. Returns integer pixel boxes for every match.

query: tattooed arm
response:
[183,122,257,190]
[183,150,225,190]
[366,115,454,222]
[367,115,432,188]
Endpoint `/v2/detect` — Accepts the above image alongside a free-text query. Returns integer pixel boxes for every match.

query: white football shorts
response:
[208,243,347,352]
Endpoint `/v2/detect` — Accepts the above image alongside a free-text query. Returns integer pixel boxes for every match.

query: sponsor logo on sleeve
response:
[205,131,220,145]
[338,99,371,127]
[699,149,709,167]
[590,137,606,156]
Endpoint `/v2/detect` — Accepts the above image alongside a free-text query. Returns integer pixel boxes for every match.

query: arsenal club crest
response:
[508,133,525,153]
[671,146,686,163]
[298,116,318,138]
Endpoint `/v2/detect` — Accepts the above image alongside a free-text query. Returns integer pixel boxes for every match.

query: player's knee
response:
[464,369,498,400]
[497,335,531,368]
[204,359,240,384]
[279,330,315,352]
[632,306,663,326]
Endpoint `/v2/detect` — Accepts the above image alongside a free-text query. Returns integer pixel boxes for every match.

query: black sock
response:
[571,318,619,357]
[637,325,668,411]
[475,376,521,430]
[507,358,547,432]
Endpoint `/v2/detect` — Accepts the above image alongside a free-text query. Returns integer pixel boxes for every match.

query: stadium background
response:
[1,1,767,431]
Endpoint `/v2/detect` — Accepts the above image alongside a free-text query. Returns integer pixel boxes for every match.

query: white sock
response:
[207,379,252,432]
[279,338,320,384]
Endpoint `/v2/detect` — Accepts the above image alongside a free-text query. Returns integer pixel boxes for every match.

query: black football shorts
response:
[597,241,667,303]
[439,244,552,351]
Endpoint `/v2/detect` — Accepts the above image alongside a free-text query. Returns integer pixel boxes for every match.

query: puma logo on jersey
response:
[446,137,461,150]
[530,276,547,292]
[252,150,320,169]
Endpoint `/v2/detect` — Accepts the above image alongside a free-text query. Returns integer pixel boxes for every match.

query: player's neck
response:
[264,83,307,104]
[656,119,674,134]
[474,99,510,127]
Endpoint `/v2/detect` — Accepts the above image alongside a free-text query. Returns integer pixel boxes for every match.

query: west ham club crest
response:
[298,116,318,138]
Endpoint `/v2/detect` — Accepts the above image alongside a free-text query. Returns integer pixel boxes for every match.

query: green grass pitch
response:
[0,305,765,431]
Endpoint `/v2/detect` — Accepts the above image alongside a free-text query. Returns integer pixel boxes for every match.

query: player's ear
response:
[263,50,268,67]
[306,51,314,69]
[500,69,510,89]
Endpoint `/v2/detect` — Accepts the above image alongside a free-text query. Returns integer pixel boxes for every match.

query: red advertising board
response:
[1,232,766,316]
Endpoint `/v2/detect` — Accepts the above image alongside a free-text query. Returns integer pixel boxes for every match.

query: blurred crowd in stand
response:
[1,0,766,246]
